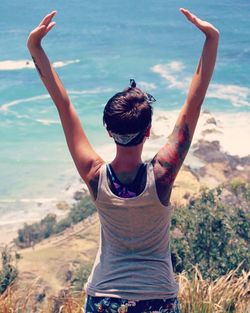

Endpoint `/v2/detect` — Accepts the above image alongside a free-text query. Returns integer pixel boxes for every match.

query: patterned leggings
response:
[85,295,180,313]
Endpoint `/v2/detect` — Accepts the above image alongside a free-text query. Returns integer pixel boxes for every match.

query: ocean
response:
[0,0,249,227]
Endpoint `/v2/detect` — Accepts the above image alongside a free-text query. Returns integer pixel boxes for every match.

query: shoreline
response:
[0,109,249,247]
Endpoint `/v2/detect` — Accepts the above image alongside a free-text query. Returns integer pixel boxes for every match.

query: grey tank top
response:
[85,162,179,300]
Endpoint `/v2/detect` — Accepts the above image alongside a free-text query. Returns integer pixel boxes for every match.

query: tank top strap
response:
[94,163,107,202]
[95,161,170,208]
[147,162,172,208]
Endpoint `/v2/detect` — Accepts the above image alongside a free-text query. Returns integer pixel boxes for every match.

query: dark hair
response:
[103,87,153,135]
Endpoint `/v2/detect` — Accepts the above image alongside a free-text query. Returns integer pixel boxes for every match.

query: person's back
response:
[86,162,178,300]
[27,7,219,313]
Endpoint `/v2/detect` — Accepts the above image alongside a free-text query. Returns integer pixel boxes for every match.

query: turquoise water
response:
[0,0,249,213]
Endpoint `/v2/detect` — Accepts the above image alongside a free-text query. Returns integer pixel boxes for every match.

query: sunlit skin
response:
[27,8,219,205]
[152,121,190,204]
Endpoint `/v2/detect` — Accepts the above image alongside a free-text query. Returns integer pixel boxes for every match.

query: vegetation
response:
[0,267,249,313]
[178,266,250,313]
[2,180,248,312]
[70,264,92,292]
[15,195,96,248]
[171,181,250,280]
[0,247,18,294]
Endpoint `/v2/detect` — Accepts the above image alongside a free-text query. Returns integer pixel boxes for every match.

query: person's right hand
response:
[27,11,57,50]
[180,8,219,39]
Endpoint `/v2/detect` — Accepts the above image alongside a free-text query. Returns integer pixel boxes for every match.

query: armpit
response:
[88,174,99,200]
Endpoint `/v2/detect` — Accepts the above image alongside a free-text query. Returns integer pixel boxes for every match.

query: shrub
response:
[15,195,96,248]
[70,264,92,292]
[40,214,57,238]
[54,217,72,234]
[69,196,96,225]
[16,222,41,248]
[171,182,250,280]
[0,247,18,294]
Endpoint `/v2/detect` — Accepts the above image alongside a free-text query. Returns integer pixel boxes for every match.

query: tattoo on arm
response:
[32,56,44,78]
[164,123,190,167]
[152,123,191,205]
[153,123,191,185]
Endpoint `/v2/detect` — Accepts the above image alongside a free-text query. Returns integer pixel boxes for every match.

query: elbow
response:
[213,28,220,38]
[207,29,220,42]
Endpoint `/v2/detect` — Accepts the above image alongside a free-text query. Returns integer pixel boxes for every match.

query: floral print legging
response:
[85,295,180,313]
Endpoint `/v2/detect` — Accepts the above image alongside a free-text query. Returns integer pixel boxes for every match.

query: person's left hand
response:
[180,8,219,39]
[27,11,57,50]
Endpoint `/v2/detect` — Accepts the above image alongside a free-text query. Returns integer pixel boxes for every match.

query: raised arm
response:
[27,12,104,189]
[152,9,219,204]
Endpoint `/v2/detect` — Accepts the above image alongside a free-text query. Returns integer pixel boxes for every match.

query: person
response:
[27,7,219,313]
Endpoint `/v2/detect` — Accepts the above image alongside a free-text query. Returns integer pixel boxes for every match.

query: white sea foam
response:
[68,87,114,95]
[19,198,57,203]
[151,62,190,90]
[0,199,17,204]
[0,88,113,113]
[52,59,80,68]
[168,61,185,72]
[0,59,80,71]
[0,197,57,204]
[36,119,60,126]
[207,84,250,107]
[0,60,34,70]
[151,61,250,108]
[0,94,50,112]
[137,81,157,90]
[0,196,65,239]
[0,219,38,226]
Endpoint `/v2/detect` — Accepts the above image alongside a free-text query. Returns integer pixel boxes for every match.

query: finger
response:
[39,11,57,27]
[45,22,56,35]
[40,10,57,23]
[31,25,46,35]
[179,8,190,17]
[39,13,51,26]
[179,8,197,23]
[181,10,203,28]
[42,11,57,26]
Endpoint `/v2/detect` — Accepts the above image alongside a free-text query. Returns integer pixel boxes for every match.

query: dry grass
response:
[0,267,249,313]
[47,290,85,313]
[178,266,250,313]
[0,282,86,313]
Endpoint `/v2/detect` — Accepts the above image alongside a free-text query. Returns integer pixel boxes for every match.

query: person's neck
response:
[111,144,143,172]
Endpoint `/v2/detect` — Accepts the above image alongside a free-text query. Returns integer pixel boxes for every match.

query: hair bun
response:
[130,79,136,88]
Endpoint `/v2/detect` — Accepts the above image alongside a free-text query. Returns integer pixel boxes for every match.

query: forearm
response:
[172,32,219,144]
[186,34,219,109]
[28,45,70,111]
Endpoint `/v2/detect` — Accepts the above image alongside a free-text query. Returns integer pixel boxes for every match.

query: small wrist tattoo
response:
[32,56,44,78]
